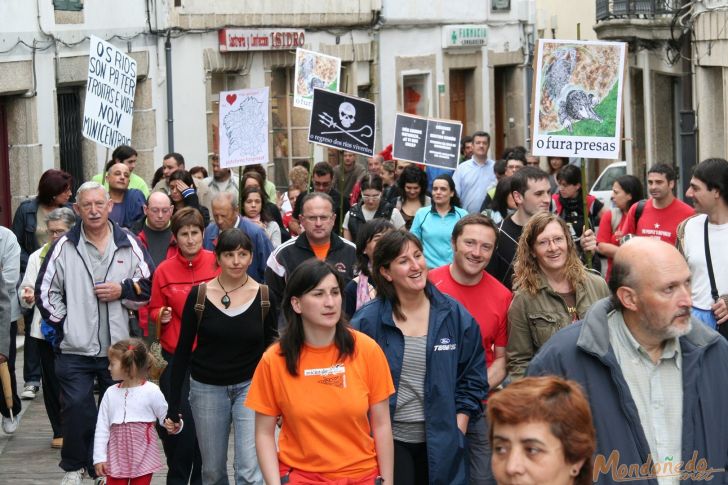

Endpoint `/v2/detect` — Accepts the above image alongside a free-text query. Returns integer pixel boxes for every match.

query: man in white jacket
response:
[36,182,153,485]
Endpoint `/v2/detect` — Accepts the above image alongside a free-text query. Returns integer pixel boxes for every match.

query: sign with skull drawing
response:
[308,88,376,156]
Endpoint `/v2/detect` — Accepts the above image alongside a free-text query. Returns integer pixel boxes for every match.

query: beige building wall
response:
[535,0,597,40]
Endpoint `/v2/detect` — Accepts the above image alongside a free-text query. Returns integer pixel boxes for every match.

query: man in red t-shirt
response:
[429,213,512,485]
[621,164,694,245]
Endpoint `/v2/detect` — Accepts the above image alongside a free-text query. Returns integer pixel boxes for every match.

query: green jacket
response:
[506,270,609,380]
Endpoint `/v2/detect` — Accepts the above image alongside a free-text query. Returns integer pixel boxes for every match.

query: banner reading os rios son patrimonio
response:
[531,39,627,160]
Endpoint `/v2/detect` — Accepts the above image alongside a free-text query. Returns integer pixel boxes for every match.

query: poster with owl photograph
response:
[531,39,627,160]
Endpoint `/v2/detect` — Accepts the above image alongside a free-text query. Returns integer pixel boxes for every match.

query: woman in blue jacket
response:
[350,230,487,485]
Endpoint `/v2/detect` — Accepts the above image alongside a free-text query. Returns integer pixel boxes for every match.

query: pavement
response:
[0,336,236,484]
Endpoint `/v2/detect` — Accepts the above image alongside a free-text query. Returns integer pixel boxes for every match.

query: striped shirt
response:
[608,310,682,485]
[393,335,428,443]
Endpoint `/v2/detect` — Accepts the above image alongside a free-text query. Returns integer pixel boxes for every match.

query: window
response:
[53,0,83,11]
[57,91,84,195]
[402,73,430,116]
[270,67,311,187]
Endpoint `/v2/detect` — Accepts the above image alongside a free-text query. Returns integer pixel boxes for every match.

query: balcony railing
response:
[596,0,679,21]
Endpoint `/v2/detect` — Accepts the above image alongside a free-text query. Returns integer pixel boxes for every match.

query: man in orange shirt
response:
[265,192,356,305]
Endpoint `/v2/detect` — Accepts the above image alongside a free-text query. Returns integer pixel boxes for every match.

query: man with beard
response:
[200,154,238,213]
[528,238,728,485]
[485,167,551,290]
[429,214,511,485]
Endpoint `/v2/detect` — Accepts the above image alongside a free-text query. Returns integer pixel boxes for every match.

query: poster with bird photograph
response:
[293,48,341,110]
[531,39,626,160]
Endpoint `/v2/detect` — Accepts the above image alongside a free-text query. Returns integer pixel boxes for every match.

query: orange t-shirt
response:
[309,241,331,261]
[246,330,394,479]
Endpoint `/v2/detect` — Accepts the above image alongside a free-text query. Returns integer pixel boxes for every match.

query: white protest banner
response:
[219,88,270,168]
[293,48,341,110]
[82,36,137,149]
[531,39,627,159]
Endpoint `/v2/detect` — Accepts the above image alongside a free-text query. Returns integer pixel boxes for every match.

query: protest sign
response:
[393,113,462,169]
[531,39,627,159]
[293,49,341,110]
[82,36,137,149]
[308,89,376,157]
[219,88,270,168]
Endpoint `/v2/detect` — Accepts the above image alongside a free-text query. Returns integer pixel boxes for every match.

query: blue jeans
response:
[189,377,262,485]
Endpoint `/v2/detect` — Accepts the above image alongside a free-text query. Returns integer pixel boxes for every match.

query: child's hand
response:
[94,463,107,477]
[164,417,183,434]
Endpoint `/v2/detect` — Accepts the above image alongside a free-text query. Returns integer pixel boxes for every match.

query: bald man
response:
[527,238,728,485]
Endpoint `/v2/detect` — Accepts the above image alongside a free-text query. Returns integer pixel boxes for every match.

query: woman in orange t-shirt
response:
[246,259,395,484]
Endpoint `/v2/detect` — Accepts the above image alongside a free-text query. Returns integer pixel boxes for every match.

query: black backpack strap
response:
[704,218,720,303]
[634,199,647,226]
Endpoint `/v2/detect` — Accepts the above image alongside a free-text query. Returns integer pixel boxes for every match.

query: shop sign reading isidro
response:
[219,28,305,52]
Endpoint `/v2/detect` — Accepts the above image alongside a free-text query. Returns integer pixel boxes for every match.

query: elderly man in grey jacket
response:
[36,182,153,484]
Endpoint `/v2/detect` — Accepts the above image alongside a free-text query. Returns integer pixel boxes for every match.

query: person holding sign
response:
[410,175,467,269]
[105,162,146,229]
[342,174,405,243]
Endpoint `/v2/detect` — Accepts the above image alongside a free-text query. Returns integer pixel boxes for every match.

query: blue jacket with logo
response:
[528,298,728,485]
[351,283,487,485]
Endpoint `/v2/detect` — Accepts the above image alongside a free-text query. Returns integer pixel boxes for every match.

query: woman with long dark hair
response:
[596,174,643,279]
[246,259,394,484]
[410,174,467,268]
[168,228,278,484]
[395,165,430,230]
[483,176,516,224]
[351,230,487,485]
[343,219,395,317]
[242,186,282,247]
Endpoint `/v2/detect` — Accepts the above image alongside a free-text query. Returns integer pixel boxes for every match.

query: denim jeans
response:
[466,412,496,485]
[189,377,262,485]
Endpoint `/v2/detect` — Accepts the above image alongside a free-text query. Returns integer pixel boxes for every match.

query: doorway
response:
[0,103,11,227]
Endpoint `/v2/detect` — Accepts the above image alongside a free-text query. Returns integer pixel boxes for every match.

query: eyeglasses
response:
[302,214,333,223]
[48,229,67,237]
[536,236,566,250]
[148,207,173,215]
[361,194,382,200]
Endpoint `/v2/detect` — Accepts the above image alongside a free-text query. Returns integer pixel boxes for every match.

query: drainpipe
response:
[165,32,174,152]
[678,0,696,199]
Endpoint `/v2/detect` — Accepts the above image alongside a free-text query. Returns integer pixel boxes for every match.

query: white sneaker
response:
[60,469,85,485]
[1,416,17,434]
[21,385,39,400]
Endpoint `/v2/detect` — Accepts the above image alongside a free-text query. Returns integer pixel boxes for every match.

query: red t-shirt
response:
[596,209,629,281]
[621,198,694,245]
[429,265,511,368]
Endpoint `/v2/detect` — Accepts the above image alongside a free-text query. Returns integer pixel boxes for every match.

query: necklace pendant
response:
[221,294,231,309]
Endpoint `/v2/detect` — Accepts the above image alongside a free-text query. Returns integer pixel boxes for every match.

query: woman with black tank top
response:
[167,228,278,485]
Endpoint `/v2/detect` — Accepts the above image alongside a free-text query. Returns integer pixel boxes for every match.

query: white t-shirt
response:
[682,214,728,310]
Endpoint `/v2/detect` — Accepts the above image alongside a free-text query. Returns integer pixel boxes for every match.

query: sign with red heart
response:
[226,94,237,105]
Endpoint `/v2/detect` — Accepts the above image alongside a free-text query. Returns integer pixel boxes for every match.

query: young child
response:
[93,339,181,485]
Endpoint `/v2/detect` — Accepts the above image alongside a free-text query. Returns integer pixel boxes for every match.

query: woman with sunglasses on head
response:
[507,212,609,381]
[169,170,210,227]
[167,228,278,485]
[246,259,394,485]
[410,174,467,269]
[343,174,405,243]
[351,230,487,485]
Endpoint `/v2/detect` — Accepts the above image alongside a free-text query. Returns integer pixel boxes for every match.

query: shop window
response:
[54,0,83,11]
[270,67,311,187]
[402,73,430,116]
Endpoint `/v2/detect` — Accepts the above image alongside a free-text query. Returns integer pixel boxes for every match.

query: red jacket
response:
[149,249,220,353]
[136,228,178,334]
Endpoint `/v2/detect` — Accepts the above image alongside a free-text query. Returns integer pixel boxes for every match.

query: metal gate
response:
[57,91,84,196]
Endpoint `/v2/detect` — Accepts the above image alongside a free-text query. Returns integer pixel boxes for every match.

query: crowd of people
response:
[0,136,728,485]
